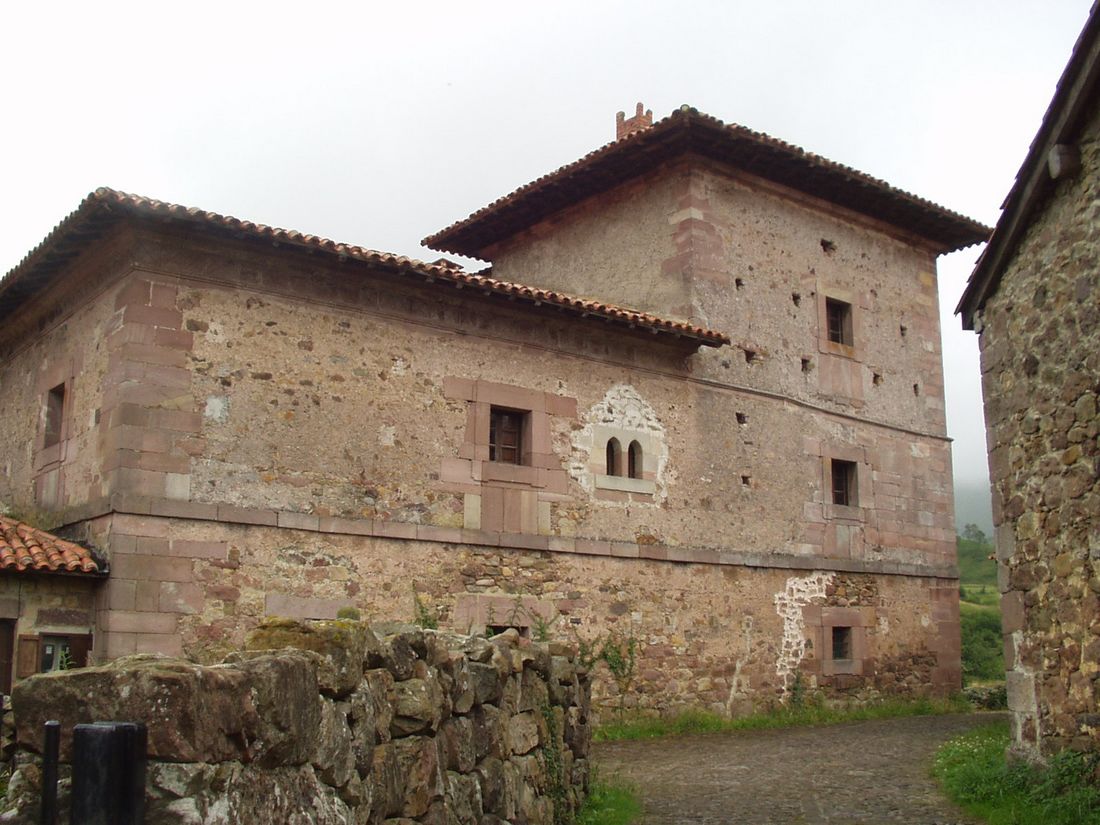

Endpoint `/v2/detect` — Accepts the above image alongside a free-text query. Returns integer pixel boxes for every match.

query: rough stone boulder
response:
[246,617,372,697]
[12,652,320,764]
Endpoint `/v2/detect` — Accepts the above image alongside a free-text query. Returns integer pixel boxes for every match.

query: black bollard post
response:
[40,720,60,825]
[70,722,146,825]
[111,722,146,824]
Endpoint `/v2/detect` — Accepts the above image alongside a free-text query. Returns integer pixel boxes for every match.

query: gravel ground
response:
[592,712,1007,825]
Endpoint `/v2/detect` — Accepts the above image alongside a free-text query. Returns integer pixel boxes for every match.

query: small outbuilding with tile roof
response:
[0,517,104,692]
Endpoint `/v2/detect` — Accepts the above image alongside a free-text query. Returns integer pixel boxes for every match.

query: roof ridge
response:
[1,189,730,349]
[423,105,990,257]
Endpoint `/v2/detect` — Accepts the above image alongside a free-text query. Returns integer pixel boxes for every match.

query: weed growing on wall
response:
[574,630,638,719]
[411,587,438,629]
[539,701,572,825]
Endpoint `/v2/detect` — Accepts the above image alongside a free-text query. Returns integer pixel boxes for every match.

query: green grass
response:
[577,776,642,825]
[958,537,998,588]
[595,695,972,742]
[960,601,1005,684]
[961,583,1001,606]
[934,722,1100,824]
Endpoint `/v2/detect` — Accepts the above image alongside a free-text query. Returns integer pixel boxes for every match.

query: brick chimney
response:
[616,103,653,140]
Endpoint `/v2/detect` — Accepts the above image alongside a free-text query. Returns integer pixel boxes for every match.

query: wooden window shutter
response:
[67,634,93,669]
[16,635,39,679]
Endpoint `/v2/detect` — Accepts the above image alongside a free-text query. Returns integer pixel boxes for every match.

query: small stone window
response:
[825,298,853,346]
[606,438,622,476]
[627,441,643,480]
[489,407,526,464]
[831,626,852,661]
[830,459,858,507]
[44,383,66,448]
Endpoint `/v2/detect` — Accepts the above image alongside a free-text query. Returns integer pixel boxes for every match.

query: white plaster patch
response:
[773,571,834,694]
[204,395,230,424]
[390,356,409,376]
[568,384,669,503]
[378,425,396,447]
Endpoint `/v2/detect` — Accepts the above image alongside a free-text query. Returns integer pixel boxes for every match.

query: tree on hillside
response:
[961,523,989,546]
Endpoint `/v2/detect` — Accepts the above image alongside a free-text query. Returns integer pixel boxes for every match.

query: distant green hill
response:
[957,537,998,588]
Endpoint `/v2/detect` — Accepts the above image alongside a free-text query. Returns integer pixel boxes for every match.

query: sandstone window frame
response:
[816,287,864,362]
[16,632,92,679]
[593,426,656,496]
[34,363,77,510]
[819,446,871,522]
[43,383,67,449]
[830,459,858,507]
[802,605,873,679]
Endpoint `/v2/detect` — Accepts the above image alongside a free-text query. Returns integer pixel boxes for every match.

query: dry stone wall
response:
[976,104,1100,761]
[1,619,591,824]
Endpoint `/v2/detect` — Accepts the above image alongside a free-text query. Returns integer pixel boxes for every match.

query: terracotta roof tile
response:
[424,106,992,258]
[0,517,103,576]
[1,188,729,349]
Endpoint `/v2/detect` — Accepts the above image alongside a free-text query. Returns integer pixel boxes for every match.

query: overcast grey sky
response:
[2,1,1092,526]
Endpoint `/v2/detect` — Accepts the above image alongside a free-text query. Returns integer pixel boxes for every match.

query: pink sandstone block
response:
[169,540,228,560]
[573,539,611,557]
[124,304,182,330]
[159,582,203,614]
[317,516,374,536]
[610,542,640,559]
[217,505,277,526]
[106,580,137,611]
[151,327,194,349]
[504,533,549,552]
[149,500,219,520]
[277,511,321,531]
[100,610,179,634]
[374,521,417,540]
[460,529,502,548]
[112,514,171,538]
[114,278,152,310]
[133,633,184,656]
[149,282,178,309]
[416,525,463,544]
[135,580,160,612]
[110,554,193,583]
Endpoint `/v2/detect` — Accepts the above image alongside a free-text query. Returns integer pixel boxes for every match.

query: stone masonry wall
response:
[90,514,960,713]
[975,105,1100,759]
[2,619,592,825]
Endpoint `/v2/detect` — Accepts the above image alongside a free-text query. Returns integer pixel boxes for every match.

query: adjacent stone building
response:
[0,105,988,712]
[958,10,1100,760]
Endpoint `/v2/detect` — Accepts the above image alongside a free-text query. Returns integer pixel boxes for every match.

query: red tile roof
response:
[0,189,729,349]
[0,517,103,575]
[424,106,992,259]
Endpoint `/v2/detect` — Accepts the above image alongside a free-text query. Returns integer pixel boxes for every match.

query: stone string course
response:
[1,619,592,824]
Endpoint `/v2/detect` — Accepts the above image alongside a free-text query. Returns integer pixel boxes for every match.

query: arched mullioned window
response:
[605,438,622,476]
[628,440,643,479]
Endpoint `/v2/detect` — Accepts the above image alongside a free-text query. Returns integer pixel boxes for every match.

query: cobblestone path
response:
[593,712,1006,824]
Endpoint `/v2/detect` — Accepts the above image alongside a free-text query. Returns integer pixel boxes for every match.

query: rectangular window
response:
[17,632,92,679]
[832,626,852,660]
[831,459,857,507]
[44,383,66,448]
[825,298,853,346]
[489,407,526,464]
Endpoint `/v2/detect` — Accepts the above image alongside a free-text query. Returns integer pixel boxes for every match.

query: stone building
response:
[0,105,987,711]
[958,10,1100,761]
